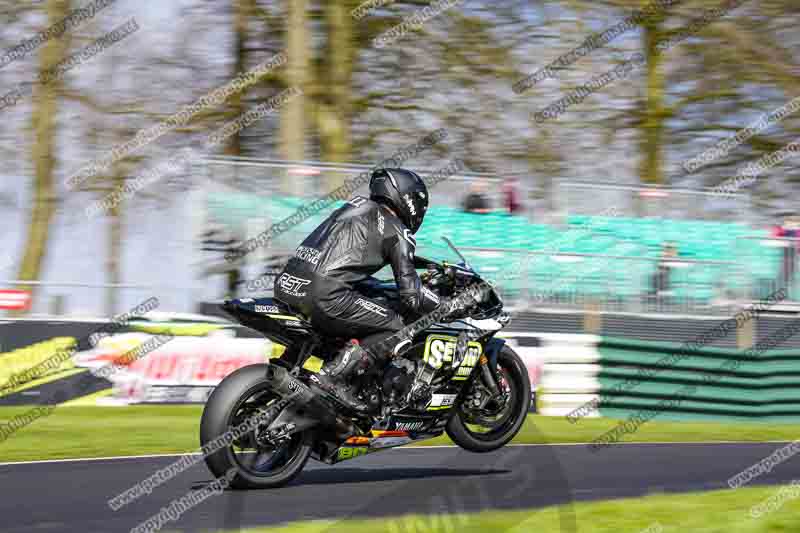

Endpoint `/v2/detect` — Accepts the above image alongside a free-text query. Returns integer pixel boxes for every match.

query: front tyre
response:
[200,364,313,489]
[446,346,531,453]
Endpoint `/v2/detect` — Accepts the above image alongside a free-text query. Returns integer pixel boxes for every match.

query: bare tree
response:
[280,0,310,194]
[15,0,72,315]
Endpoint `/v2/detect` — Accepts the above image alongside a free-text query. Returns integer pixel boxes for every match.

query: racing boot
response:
[314,340,378,414]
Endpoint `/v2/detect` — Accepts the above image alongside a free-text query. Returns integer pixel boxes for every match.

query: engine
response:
[381,359,416,406]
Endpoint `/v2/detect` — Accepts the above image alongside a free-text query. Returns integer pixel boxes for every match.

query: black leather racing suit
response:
[274,196,440,350]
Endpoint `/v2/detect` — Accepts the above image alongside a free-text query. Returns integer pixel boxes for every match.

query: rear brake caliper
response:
[257,422,297,447]
[244,404,284,448]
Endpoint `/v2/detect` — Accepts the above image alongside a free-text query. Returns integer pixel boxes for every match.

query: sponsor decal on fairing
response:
[336,446,370,460]
[423,334,483,380]
[394,420,425,432]
[426,393,457,409]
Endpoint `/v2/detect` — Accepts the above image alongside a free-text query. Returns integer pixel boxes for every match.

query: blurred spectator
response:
[772,214,800,295]
[201,227,244,298]
[226,269,242,299]
[649,242,687,305]
[463,181,491,214]
[502,176,523,214]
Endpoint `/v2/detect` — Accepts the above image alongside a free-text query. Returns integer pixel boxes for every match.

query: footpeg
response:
[310,374,371,414]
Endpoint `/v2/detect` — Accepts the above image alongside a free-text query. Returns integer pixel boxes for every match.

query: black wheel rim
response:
[226,385,307,478]
[461,361,522,441]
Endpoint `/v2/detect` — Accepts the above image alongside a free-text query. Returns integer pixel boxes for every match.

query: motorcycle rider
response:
[274,168,465,412]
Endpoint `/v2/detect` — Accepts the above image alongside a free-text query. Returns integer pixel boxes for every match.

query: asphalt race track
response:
[2,442,799,533]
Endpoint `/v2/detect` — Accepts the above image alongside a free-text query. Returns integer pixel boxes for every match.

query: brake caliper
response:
[257,422,297,446]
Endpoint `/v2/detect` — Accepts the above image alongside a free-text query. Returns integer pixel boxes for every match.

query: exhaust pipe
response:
[266,365,315,404]
[265,365,348,432]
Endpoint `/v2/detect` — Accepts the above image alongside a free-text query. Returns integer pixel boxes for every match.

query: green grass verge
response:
[1,407,798,463]
[236,485,800,532]
[0,405,203,462]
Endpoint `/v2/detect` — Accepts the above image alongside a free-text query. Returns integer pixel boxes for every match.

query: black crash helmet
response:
[369,168,429,233]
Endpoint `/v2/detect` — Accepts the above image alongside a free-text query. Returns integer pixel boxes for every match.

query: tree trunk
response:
[14,0,71,316]
[639,13,666,186]
[227,0,257,157]
[318,0,354,191]
[280,0,310,195]
[105,171,123,316]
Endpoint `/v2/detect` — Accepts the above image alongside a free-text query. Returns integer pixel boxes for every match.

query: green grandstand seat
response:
[206,193,780,303]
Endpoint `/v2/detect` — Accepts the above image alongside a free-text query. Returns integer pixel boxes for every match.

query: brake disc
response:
[462,380,512,428]
[256,422,297,447]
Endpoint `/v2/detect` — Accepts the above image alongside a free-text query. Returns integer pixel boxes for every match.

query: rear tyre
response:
[201,364,313,489]
[446,345,531,453]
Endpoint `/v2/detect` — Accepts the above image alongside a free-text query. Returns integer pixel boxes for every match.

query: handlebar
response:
[360,257,501,320]
[421,260,482,297]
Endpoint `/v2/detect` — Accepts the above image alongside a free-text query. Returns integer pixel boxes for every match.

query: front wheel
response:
[446,346,531,453]
[200,364,313,489]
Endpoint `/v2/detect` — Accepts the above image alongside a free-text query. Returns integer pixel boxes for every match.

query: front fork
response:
[467,337,507,411]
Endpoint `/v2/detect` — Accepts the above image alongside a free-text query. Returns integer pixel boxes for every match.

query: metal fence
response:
[557,181,753,224]
[459,246,751,315]
[198,156,509,211]
[736,235,800,302]
[2,159,788,318]
[2,244,794,318]
[196,156,515,280]
[509,309,800,350]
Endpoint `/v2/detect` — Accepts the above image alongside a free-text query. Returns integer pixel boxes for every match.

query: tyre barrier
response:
[540,335,800,422]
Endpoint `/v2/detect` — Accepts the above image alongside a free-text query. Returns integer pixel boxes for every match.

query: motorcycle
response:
[200,238,531,489]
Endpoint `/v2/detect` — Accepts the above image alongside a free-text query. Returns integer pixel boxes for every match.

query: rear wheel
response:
[446,346,530,453]
[201,364,313,489]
